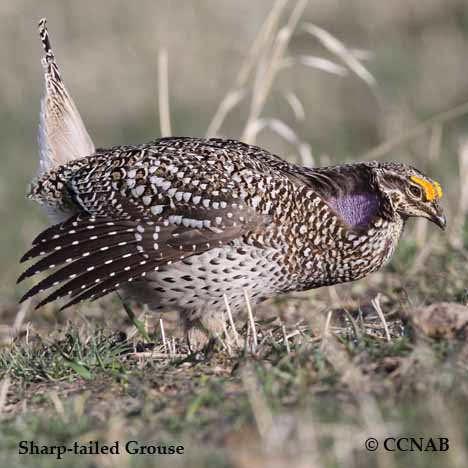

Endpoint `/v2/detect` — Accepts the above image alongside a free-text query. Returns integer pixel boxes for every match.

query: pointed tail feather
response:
[37,18,95,174]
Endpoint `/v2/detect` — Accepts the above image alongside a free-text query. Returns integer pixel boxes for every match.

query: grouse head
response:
[372,162,445,229]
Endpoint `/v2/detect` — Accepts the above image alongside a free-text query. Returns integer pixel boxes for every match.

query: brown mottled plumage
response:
[17,19,446,349]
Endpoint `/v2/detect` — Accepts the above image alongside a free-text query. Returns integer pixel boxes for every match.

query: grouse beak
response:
[429,203,446,230]
[433,214,446,230]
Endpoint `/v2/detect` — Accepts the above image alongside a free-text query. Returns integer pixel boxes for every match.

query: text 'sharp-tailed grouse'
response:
[19,19,445,349]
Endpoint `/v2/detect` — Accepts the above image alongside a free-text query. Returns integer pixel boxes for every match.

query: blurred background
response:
[1,0,468,304]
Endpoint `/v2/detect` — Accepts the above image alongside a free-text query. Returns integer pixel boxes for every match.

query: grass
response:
[1,238,468,467]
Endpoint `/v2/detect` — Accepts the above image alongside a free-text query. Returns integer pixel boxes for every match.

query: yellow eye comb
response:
[410,176,443,201]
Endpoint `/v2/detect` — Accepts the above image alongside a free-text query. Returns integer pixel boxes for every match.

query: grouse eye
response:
[409,185,422,198]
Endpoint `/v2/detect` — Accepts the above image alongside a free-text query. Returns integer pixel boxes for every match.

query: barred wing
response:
[19,197,269,310]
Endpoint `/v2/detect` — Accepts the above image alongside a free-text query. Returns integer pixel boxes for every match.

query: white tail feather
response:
[37,18,95,175]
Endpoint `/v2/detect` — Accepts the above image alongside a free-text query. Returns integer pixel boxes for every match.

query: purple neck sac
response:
[327,192,379,228]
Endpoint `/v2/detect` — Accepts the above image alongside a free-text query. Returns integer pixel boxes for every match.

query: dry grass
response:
[157,48,172,138]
